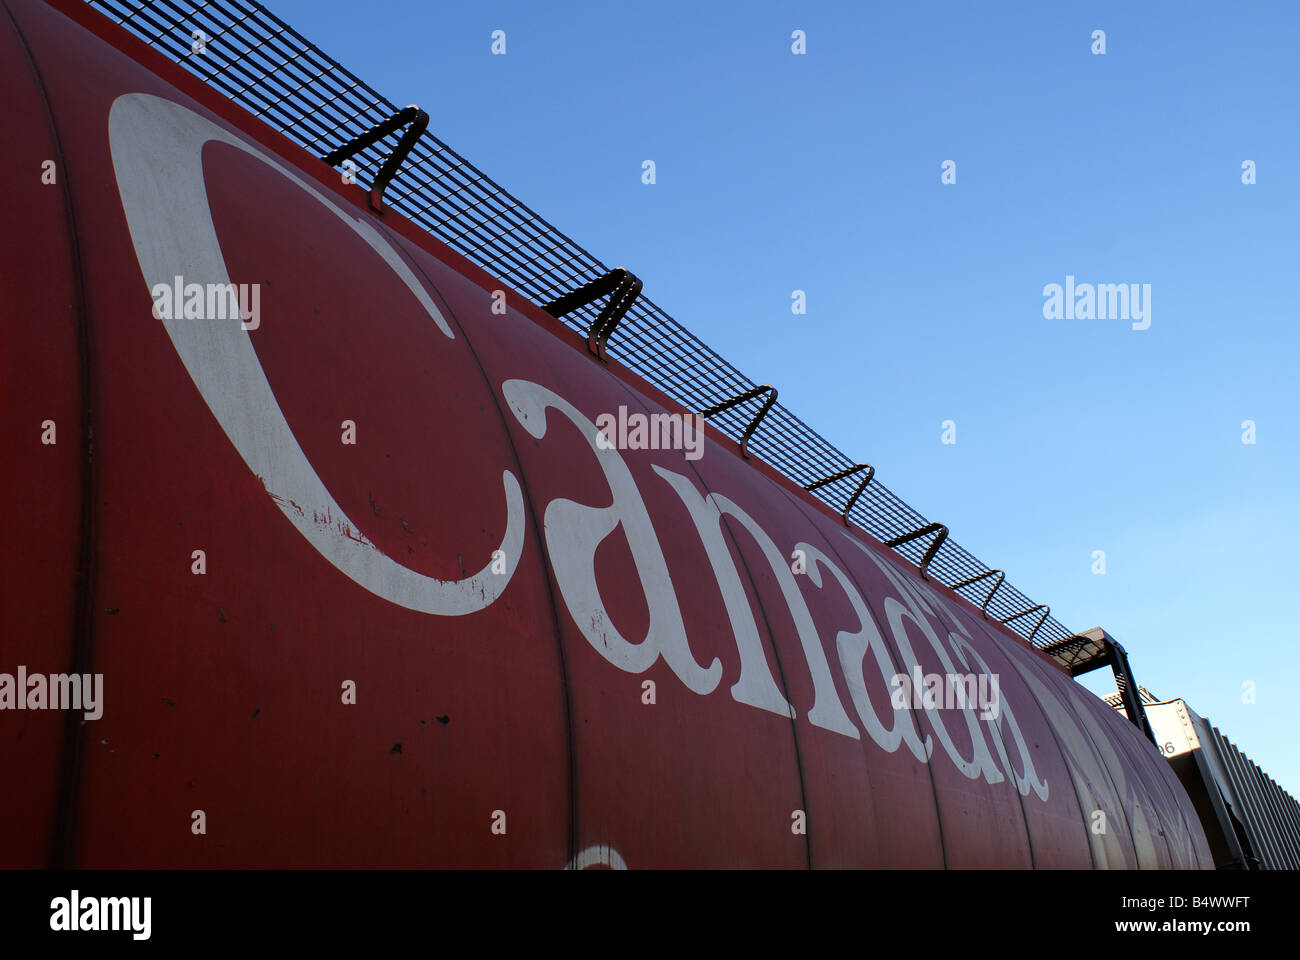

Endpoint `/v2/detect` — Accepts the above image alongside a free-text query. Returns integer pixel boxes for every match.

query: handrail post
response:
[804,463,875,526]
[322,104,429,212]
[883,522,948,581]
[700,385,777,459]
[1001,604,1050,643]
[542,267,642,362]
[950,568,1005,619]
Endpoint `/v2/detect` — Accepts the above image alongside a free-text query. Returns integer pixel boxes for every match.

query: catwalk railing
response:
[83,0,1079,649]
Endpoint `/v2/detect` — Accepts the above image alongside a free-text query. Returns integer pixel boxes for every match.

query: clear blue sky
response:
[267,0,1300,792]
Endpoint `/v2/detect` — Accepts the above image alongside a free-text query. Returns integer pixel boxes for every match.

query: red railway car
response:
[0,0,1213,868]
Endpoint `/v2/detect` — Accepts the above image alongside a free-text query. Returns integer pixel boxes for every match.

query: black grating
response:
[83,0,1079,649]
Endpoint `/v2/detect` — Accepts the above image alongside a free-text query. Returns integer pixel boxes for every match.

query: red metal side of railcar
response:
[0,0,1213,869]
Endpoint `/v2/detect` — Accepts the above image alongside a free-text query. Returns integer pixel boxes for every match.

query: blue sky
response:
[267,0,1300,792]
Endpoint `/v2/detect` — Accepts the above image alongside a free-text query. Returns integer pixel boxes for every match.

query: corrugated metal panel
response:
[1261,770,1300,869]
[1281,776,1300,865]
[1251,762,1292,869]
[1272,773,1300,860]
[1106,694,1300,870]
[1206,725,1300,870]
[1221,730,1282,868]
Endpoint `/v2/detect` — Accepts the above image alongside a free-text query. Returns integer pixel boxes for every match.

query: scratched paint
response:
[0,0,1213,869]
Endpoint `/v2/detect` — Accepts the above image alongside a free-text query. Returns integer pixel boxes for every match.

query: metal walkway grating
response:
[83,0,1079,649]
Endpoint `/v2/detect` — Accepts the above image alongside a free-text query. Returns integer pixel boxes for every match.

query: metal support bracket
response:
[1001,603,1051,643]
[884,522,948,581]
[322,105,429,212]
[541,267,642,362]
[951,568,1005,618]
[1098,633,1157,745]
[1052,629,1157,746]
[700,385,777,459]
[804,463,875,526]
